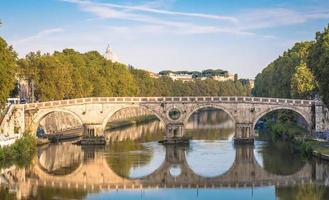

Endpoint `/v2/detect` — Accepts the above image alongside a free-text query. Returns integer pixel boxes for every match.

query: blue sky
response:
[1,0,329,78]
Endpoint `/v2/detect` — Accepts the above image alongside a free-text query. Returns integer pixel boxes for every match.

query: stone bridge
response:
[0,96,328,143]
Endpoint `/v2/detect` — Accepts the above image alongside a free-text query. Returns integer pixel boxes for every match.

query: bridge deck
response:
[23,96,313,110]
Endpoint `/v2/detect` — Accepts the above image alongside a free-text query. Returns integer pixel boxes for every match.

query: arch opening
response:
[37,143,83,176]
[254,108,310,140]
[103,105,165,143]
[105,140,166,179]
[35,110,84,139]
[185,106,235,140]
[185,140,236,178]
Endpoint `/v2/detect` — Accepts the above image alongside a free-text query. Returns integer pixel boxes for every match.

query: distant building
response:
[147,71,160,79]
[103,44,119,62]
[211,73,235,82]
[168,73,193,82]
[158,69,238,82]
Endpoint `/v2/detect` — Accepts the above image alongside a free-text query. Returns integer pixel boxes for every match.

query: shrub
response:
[0,135,37,168]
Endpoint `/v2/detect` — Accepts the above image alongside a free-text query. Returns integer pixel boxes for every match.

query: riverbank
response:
[0,135,37,169]
[302,139,329,159]
[106,115,159,130]
[262,122,329,161]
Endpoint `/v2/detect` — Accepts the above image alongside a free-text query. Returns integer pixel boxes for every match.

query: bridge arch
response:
[32,109,84,136]
[253,106,311,131]
[101,104,165,132]
[184,104,236,125]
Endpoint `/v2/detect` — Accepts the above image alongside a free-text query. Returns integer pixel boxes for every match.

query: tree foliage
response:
[308,25,329,107]
[253,41,316,99]
[0,36,251,101]
[19,49,139,101]
[0,37,17,105]
[291,62,316,98]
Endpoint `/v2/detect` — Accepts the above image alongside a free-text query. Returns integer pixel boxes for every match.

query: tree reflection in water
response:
[106,140,153,178]
[255,140,306,175]
[106,128,165,178]
[276,184,329,200]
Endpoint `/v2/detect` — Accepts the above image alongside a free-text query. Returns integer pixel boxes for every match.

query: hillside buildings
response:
[159,69,238,82]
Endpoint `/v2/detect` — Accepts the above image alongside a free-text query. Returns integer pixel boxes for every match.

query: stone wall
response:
[39,112,82,134]
[324,107,329,130]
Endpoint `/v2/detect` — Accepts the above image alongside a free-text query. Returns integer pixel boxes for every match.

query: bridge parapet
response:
[23,96,314,110]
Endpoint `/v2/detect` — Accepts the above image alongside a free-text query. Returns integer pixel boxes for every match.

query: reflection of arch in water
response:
[185,140,236,177]
[135,144,312,184]
[30,143,313,188]
[105,141,166,179]
[253,140,307,176]
[37,143,84,176]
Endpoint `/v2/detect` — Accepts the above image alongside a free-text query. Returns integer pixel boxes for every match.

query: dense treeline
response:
[308,25,329,107]
[0,37,17,104]
[253,41,316,99]
[253,25,329,107]
[0,37,251,105]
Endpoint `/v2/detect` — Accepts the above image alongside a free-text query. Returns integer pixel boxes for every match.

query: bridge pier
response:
[234,123,254,144]
[161,123,187,144]
[83,124,104,137]
[315,99,326,132]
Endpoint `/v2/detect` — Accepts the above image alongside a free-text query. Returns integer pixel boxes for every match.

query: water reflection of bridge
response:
[30,145,312,189]
[3,143,329,199]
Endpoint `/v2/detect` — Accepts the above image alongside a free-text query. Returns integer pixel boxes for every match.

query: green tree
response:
[253,41,316,99]
[308,25,329,107]
[291,62,316,98]
[0,37,17,106]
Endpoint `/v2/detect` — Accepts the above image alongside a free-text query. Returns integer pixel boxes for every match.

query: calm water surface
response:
[1,109,329,200]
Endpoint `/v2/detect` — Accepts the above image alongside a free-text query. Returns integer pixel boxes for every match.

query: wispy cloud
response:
[60,0,329,38]
[238,7,329,30]
[12,28,65,45]
[62,0,238,22]
[60,0,250,35]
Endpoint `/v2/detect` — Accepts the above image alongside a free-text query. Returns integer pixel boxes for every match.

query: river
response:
[1,109,329,200]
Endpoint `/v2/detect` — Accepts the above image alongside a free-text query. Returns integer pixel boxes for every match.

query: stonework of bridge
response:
[0,144,314,199]
[1,96,328,142]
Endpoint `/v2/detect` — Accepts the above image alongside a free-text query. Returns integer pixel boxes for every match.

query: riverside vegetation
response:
[253,25,329,157]
[0,135,37,168]
[258,110,328,158]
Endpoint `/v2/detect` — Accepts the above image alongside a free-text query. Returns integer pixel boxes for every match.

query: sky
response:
[1,0,329,78]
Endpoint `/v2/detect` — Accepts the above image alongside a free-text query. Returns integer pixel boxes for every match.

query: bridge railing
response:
[23,96,314,109]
